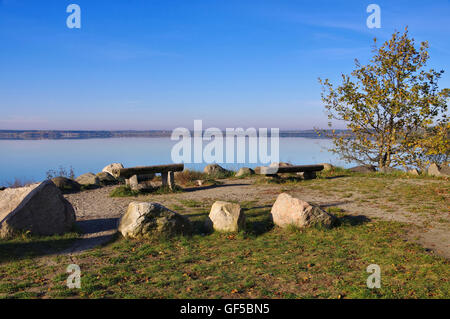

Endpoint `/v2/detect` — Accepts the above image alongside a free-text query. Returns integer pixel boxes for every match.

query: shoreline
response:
[0,129,343,140]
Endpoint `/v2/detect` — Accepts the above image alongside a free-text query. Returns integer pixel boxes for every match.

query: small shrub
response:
[175,169,222,187]
[46,165,75,180]
[208,170,235,179]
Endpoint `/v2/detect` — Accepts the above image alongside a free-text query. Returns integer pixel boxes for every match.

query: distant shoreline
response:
[0,130,343,140]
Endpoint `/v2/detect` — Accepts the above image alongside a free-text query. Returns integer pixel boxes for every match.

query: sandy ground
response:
[64,178,450,259]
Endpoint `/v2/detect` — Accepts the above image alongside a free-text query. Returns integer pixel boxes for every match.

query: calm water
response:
[0,137,352,185]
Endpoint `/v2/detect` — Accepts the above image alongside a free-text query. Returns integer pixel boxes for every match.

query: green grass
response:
[178,199,203,208]
[0,232,79,264]
[0,205,448,299]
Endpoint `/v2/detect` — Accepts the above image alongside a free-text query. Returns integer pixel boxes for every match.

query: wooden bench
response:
[112,163,184,191]
[257,164,324,179]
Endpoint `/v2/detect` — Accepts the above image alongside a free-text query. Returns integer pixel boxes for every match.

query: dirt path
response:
[64,177,450,259]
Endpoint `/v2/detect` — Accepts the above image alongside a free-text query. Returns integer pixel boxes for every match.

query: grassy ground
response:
[0,199,448,299]
[0,169,448,299]
[254,168,449,225]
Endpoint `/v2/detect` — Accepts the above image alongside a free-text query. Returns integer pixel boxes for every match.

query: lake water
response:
[0,137,352,185]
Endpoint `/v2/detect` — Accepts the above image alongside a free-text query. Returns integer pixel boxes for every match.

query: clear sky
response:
[0,0,449,130]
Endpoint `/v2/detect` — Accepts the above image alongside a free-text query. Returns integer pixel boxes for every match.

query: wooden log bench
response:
[112,164,184,191]
[257,164,324,180]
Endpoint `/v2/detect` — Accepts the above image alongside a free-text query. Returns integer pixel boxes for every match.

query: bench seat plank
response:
[113,163,184,179]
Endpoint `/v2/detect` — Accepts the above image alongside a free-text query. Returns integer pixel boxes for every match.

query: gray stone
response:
[349,165,377,173]
[427,163,441,176]
[0,181,76,238]
[75,173,100,186]
[428,163,449,177]
[126,175,140,191]
[118,202,191,238]
[235,167,255,177]
[204,164,230,176]
[408,169,420,176]
[205,201,245,232]
[96,172,117,185]
[51,177,81,193]
[271,193,336,229]
[102,163,124,178]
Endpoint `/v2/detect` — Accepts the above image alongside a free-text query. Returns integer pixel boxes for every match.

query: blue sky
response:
[0,0,449,130]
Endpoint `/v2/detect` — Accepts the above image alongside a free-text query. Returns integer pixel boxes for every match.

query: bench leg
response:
[161,172,168,187]
[127,175,139,191]
[168,171,175,190]
[161,171,175,190]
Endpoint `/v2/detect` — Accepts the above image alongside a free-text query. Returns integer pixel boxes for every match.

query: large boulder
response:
[102,163,124,177]
[427,163,441,176]
[204,164,230,176]
[118,202,191,238]
[428,163,449,177]
[235,167,255,177]
[205,201,245,232]
[0,181,76,238]
[96,172,117,185]
[408,169,420,176]
[349,165,377,173]
[75,173,100,186]
[271,193,336,229]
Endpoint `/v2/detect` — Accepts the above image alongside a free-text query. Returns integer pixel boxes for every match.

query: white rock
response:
[102,163,124,177]
[205,201,245,232]
[271,193,336,229]
[118,202,191,238]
